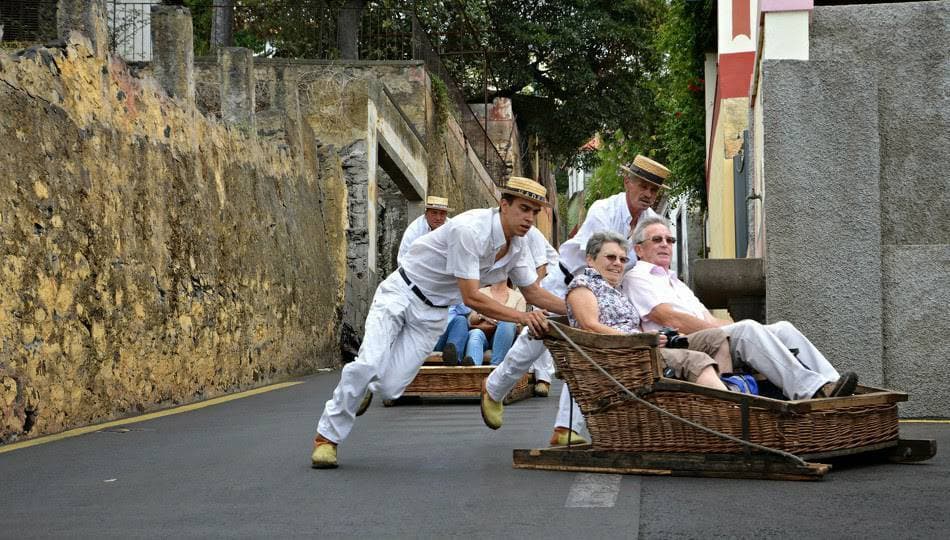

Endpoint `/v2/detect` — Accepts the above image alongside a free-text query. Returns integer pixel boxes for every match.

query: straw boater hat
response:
[499,176,551,207]
[424,195,453,212]
[620,155,671,189]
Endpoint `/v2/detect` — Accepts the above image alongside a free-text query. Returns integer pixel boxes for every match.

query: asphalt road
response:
[1,372,947,539]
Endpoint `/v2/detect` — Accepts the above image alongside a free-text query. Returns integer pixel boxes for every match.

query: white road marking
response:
[565,473,623,508]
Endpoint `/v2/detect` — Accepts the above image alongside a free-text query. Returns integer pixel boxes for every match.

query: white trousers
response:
[721,320,839,400]
[529,351,555,383]
[485,263,569,399]
[317,271,448,443]
[554,383,586,432]
[486,326,548,400]
[487,264,584,430]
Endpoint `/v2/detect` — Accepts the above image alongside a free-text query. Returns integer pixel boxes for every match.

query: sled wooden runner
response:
[512,438,936,481]
[512,445,830,481]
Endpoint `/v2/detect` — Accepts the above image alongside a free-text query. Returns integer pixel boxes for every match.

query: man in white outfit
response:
[396,195,451,266]
[624,215,858,401]
[312,178,566,468]
[524,226,559,396]
[481,156,670,443]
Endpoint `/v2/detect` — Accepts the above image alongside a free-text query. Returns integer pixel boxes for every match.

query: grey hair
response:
[632,215,673,244]
[585,231,630,259]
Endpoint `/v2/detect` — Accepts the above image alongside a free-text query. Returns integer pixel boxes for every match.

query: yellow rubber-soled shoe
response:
[533,381,550,397]
[355,391,373,417]
[549,427,589,447]
[480,378,504,430]
[311,436,338,469]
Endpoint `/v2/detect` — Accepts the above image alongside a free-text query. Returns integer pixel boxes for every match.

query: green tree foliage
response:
[653,0,715,206]
[481,0,665,161]
[582,0,715,208]
[184,0,267,56]
[583,130,637,206]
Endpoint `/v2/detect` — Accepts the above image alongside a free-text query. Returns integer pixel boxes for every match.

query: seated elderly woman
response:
[566,231,731,392]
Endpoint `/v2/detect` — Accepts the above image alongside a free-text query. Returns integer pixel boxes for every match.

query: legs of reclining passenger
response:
[720,320,831,400]
[766,321,839,380]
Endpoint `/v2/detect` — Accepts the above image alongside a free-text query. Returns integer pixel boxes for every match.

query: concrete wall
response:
[759,1,949,416]
[428,111,499,212]
[0,35,348,441]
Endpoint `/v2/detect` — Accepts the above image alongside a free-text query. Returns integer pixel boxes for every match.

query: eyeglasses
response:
[638,235,677,245]
[602,254,630,264]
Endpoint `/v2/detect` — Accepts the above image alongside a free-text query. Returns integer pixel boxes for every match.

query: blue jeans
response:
[466,321,517,366]
[433,315,469,363]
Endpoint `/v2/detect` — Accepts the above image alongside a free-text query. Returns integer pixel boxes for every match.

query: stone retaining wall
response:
[0,35,348,441]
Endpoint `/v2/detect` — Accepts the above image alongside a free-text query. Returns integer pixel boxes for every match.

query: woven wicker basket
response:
[544,320,904,455]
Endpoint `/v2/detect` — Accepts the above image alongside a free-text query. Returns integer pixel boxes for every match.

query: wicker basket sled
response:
[384,353,534,406]
[511,320,936,481]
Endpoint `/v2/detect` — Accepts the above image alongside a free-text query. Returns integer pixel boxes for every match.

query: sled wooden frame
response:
[386,361,534,405]
[511,319,937,481]
[512,438,936,482]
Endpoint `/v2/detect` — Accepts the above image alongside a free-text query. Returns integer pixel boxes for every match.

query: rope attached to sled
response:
[550,323,808,466]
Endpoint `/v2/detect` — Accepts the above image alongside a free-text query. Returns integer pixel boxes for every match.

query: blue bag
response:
[721,374,759,395]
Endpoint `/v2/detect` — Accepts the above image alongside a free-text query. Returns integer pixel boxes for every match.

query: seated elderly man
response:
[558,231,733,445]
[623,216,858,400]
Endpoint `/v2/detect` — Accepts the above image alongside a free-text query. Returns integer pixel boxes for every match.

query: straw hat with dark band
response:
[499,176,551,207]
[620,155,671,189]
[424,196,453,211]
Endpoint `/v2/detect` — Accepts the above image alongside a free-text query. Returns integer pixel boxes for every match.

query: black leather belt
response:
[558,262,574,287]
[398,268,449,308]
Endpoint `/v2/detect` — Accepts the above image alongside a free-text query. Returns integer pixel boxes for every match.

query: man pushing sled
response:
[311,177,566,468]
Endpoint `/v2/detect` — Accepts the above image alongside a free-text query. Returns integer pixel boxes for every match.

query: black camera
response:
[657,327,689,349]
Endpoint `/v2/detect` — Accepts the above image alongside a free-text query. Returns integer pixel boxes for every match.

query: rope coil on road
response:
[550,323,808,467]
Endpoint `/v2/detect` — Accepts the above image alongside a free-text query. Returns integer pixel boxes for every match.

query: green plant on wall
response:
[429,74,455,139]
[557,191,570,242]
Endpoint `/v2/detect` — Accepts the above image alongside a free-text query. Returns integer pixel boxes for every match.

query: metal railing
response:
[184,2,416,61]
[0,0,58,46]
[411,19,509,185]
[108,0,159,62]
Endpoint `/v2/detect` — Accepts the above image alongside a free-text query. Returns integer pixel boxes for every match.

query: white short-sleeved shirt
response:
[401,208,538,306]
[397,214,432,266]
[621,261,708,332]
[526,227,559,270]
[558,193,658,275]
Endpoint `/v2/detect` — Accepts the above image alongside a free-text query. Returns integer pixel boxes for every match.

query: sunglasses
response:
[638,235,677,245]
[602,254,630,264]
